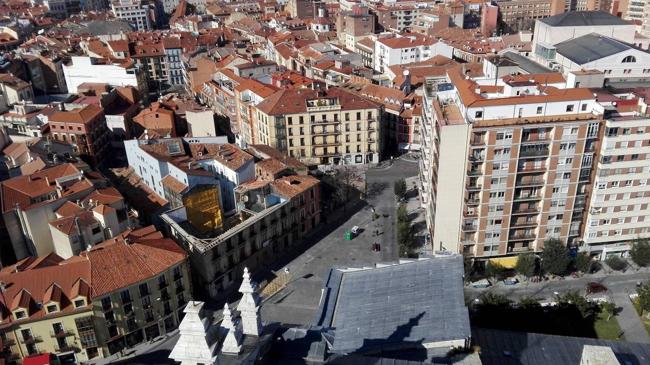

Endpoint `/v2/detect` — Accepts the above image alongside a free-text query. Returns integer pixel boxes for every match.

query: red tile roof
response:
[48,104,104,125]
[256,87,380,115]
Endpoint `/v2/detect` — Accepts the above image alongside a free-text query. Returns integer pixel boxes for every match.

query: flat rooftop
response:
[315,256,471,355]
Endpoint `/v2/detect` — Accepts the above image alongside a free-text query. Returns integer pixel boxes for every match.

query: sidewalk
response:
[612,291,650,343]
[403,176,430,254]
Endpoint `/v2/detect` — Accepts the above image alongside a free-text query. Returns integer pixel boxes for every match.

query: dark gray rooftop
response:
[501,52,552,74]
[473,328,650,365]
[540,11,630,27]
[555,33,635,64]
[314,257,470,355]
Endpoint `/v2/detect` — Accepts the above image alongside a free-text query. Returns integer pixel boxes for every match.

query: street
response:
[465,270,650,343]
[260,158,419,326]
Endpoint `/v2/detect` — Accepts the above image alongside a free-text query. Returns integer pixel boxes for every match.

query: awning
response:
[23,353,51,365]
[489,256,518,269]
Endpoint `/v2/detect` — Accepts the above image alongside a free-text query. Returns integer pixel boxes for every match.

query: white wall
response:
[432,123,470,253]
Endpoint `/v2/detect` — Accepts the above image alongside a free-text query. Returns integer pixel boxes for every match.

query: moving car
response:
[586,282,608,294]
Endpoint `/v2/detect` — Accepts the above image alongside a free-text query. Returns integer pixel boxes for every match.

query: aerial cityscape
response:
[0,0,650,364]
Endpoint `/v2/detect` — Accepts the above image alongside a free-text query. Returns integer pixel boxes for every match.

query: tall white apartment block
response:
[111,0,153,31]
[583,117,650,258]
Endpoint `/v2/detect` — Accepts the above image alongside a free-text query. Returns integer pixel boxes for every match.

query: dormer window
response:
[74,299,86,308]
[622,55,636,63]
[14,310,26,320]
[46,304,58,313]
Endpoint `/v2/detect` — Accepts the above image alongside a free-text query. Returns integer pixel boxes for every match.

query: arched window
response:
[622,55,636,63]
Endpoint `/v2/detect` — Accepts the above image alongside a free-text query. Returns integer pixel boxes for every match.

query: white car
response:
[351,226,360,235]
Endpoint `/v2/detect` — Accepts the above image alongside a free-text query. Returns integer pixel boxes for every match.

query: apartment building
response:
[0,74,34,113]
[48,104,111,167]
[162,172,320,300]
[0,163,96,261]
[583,116,650,258]
[124,137,249,213]
[373,33,453,73]
[43,0,81,17]
[496,0,565,33]
[111,0,153,31]
[336,6,376,51]
[0,226,190,363]
[419,68,602,257]
[252,87,382,166]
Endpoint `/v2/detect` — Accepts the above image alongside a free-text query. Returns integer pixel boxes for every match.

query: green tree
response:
[515,252,536,278]
[540,238,571,276]
[557,291,597,319]
[601,301,617,321]
[397,204,409,223]
[630,238,650,267]
[394,179,407,198]
[485,261,506,282]
[605,256,627,271]
[574,252,593,273]
[480,293,512,307]
[637,282,650,313]
[519,296,542,310]
[463,256,474,280]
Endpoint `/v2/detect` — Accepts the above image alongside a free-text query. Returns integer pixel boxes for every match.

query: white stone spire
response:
[220,303,242,354]
[237,267,263,336]
[169,301,217,365]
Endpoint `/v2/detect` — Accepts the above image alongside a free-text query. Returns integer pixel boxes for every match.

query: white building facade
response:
[583,117,650,258]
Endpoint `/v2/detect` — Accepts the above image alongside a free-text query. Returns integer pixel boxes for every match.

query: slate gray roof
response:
[314,257,471,355]
[555,33,635,64]
[501,52,552,74]
[473,328,650,365]
[540,11,630,27]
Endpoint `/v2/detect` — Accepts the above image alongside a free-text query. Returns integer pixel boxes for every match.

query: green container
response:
[344,231,353,240]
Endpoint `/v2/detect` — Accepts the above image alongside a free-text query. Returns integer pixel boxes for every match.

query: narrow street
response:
[465,270,650,343]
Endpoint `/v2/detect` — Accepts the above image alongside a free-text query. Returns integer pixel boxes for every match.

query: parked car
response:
[586,282,608,294]
[504,277,519,285]
[351,226,360,235]
[471,279,491,289]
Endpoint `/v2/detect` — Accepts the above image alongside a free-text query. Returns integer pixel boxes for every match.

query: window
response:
[15,310,26,319]
[74,299,85,308]
[475,111,483,118]
[581,104,587,111]
[622,55,636,63]
[536,106,543,114]
[566,105,574,112]
[120,289,131,304]
[46,304,58,313]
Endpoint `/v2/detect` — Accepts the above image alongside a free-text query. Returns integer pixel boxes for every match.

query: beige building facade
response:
[253,87,382,166]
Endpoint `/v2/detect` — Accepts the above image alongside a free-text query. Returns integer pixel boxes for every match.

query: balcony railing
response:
[467,169,482,176]
[462,224,477,232]
[516,178,544,186]
[512,207,539,214]
[50,329,75,338]
[55,345,80,353]
[514,194,542,201]
[465,198,480,205]
[519,148,549,157]
[470,136,485,146]
[509,233,536,240]
[517,165,546,173]
[510,220,537,228]
[466,183,482,191]
[20,336,42,345]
